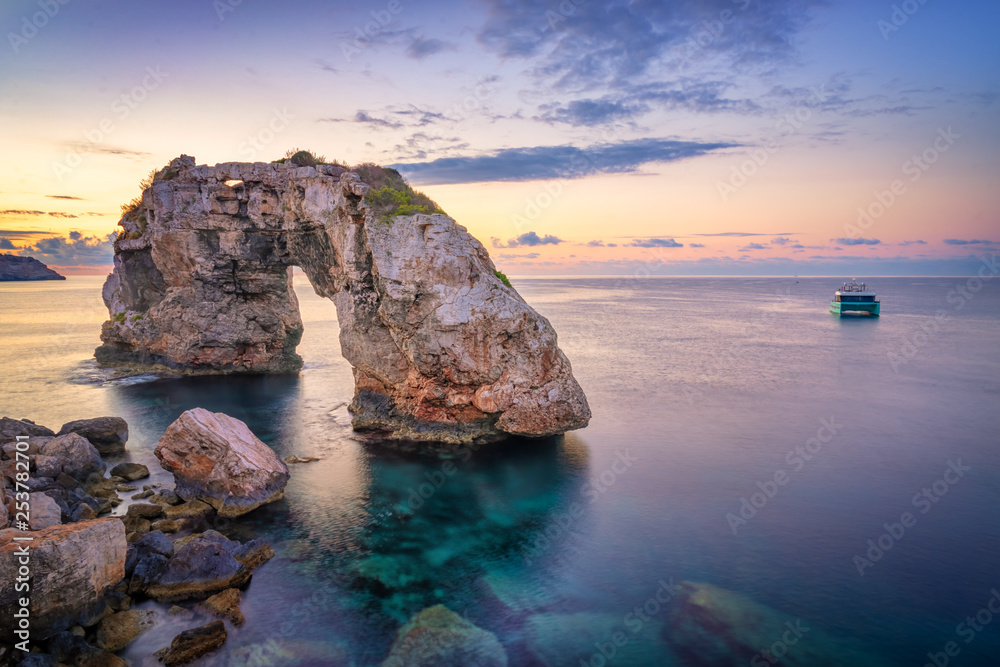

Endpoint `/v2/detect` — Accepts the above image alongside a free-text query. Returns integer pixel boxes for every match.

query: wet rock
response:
[151,489,182,506]
[0,519,127,637]
[145,533,251,602]
[161,499,214,531]
[664,581,884,667]
[0,417,54,442]
[150,518,181,533]
[381,604,507,667]
[39,433,103,481]
[159,620,227,666]
[232,538,274,570]
[109,462,149,481]
[132,489,153,499]
[28,492,62,530]
[57,417,129,456]
[199,588,245,626]
[128,553,168,595]
[95,609,157,652]
[155,408,289,517]
[126,502,164,519]
[84,474,119,500]
[71,501,98,522]
[525,612,673,667]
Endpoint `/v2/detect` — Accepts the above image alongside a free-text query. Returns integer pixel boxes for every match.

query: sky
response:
[0,0,997,275]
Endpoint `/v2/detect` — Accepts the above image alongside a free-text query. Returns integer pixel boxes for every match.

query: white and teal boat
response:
[831,279,880,316]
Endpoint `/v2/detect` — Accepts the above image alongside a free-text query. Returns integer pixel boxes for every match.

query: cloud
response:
[943,238,992,245]
[693,231,794,237]
[738,242,768,251]
[476,0,821,91]
[15,232,116,266]
[770,237,793,245]
[498,252,539,259]
[321,105,448,130]
[406,36,454,60]
[689,243,705,248]
[833,237,881,246]
[627,238,683,248]
[492,231,564,248]
[0,238,15,249]
[46,195,85,200]
[898,240,927,246]
[391,138,736,185]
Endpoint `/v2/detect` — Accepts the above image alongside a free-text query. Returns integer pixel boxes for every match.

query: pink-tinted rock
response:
[155,409,288,517]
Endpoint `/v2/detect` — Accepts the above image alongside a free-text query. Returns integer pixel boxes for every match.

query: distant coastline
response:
[0,253,65,281]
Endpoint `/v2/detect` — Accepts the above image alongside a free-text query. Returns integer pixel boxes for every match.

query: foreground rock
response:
[0,519,127,637]
[109,462,149,481]
[664,581,884,666]
[155,408,289,517]
[0,253,65,281]
[143,531,269,602]
[0,417,55,441]
[381,604,507,666]
[199,588,245,626]
[159,620,227,665]
[95,609,157,652]
[96,155,590,444]
[40,433,104,481]
[58,417,129,456]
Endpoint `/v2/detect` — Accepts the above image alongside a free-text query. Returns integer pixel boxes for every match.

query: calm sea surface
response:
[1,276,998,665]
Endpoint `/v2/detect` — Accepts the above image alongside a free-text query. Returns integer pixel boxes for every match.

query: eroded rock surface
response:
[155,408,289,517]
[97,155,590,444]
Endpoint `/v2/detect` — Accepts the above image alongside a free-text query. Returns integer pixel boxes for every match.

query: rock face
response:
[664,581,884,667]
[96,155,590,444]
[0,519,127,637]
[155,408,289,517]
[57,417,129,456]
[0,253,65,281]
[382,605,507,667]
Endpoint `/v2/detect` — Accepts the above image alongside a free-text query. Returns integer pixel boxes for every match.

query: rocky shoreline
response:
[0,413,279,666]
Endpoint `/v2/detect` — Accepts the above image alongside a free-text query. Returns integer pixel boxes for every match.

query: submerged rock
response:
[155,408,289,517]
[57,417,129,456]
[381,604,507,667]
[96,155,590,444]
[159,620,227,665]
[664,581,884,667]
[0,519,127,637]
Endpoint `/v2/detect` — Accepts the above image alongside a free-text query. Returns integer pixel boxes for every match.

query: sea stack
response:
[96,155,590,445]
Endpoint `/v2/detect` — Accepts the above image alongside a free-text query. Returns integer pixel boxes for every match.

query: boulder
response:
[162,499,215,531]
[28,492,63,530]
[154,409,289,517]
[0,417,54,443]
[0,519,127,637]
[381,605,507,667]
[144,532,251,602]
[38,433,104,482]
[159,620,227,666]
[57,417,128,456]
[95,609,157,652]
[664,581,885,667]
[109,462,149,481]
[199,587,245,626]
[95,157,591,445]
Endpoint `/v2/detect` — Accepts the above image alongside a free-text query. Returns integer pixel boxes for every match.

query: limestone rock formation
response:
[155,408,289,517]
[96,155,590,444]
[0,519,127,638]
[0,253,65,281]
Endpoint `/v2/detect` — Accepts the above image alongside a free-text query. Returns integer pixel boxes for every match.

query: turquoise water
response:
[1,275,999,665]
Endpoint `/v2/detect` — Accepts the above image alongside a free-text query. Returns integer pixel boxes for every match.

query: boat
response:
[831,279,879,316]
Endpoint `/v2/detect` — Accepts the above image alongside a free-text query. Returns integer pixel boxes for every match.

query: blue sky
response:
[0,0,997,274]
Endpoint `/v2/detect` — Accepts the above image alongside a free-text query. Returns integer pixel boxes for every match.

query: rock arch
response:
[97,155,590,444]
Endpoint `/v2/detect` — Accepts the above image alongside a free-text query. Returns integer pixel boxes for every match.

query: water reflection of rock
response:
[665,581,885,667]
[349,434,590,623]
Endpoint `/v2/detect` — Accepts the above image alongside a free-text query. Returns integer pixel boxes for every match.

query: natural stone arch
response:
[97,155,590,444]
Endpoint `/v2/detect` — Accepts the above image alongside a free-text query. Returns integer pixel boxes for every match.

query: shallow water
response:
[1,275,998,665]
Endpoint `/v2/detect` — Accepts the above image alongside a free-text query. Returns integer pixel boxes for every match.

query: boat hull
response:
[830,301,880,316]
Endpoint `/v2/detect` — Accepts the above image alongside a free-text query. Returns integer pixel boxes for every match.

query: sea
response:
[1,275,998,666]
